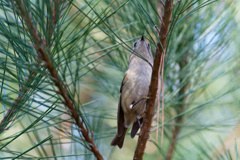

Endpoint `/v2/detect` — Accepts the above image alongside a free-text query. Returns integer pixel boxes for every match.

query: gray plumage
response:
[111,36,153,148]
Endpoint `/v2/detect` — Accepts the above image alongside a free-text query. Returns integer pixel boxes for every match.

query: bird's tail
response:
[111,128,128,148]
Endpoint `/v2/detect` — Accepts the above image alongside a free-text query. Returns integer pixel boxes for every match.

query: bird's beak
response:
[141,35,144,41]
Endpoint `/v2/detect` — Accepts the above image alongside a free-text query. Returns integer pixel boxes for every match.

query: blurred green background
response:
[0,0,240,159]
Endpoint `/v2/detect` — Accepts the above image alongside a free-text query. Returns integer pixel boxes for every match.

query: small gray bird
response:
[111,36,153,148]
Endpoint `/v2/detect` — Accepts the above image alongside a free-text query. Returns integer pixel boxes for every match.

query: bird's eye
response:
[134,42,137,48]
[147,44,150,50]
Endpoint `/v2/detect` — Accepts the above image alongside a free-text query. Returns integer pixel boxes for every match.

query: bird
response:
[111,36,153,148]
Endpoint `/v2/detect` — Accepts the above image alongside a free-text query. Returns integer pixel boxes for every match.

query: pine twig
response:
[133,0,174,159]
[0,72,36,133]
[7,1,103,159]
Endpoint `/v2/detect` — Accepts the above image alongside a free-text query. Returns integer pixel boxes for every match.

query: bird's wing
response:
[117,74,126,136]
[131,117,143,138]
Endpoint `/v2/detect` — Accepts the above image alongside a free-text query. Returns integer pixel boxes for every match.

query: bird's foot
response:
[129,95,151,109]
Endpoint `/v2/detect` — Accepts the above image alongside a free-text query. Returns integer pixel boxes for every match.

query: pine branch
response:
[0,0,61,134]
[5,1,103,159]
[134,0,174,159]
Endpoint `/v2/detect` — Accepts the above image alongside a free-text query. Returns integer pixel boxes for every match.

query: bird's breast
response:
[121,62,152,127]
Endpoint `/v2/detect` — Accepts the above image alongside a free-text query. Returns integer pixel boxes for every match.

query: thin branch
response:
[0,0,64,134]
[173,0,180,7]
[160,0,165,7]
[6,1,103,159]
[133,0,174,159]
[155,24,161,145]
[160,50,165,147]
[0,72,37,133]
[166,53,188,160]
[156,0,163,27]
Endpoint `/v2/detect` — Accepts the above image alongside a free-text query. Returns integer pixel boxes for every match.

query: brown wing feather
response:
[111,75,127,148]
[131,118,143,138]
[117,74,126,136]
